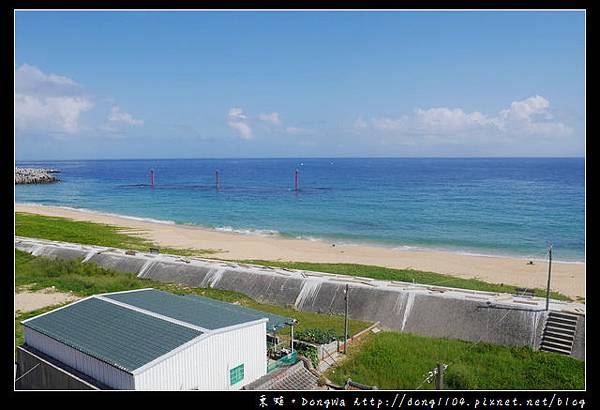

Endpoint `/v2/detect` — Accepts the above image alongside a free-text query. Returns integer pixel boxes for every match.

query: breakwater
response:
[15,168,60,184]
[15,237,585,360]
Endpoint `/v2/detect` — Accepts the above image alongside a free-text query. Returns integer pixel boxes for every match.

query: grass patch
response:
[16,212,152,249]
[15,212,222,257]
[325,331,584,390]
[242,260,570,301]
[16,212,570,300]
[15,250,370,345]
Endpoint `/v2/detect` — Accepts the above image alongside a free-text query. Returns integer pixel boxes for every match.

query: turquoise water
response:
[15,158,585,262]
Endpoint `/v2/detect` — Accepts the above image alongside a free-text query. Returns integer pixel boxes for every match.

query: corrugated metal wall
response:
[24,328,135,389]
[24,321,267,390]
[134,322,267,390]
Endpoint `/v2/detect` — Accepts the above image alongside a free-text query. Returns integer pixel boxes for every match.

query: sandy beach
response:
[15,203,585,299]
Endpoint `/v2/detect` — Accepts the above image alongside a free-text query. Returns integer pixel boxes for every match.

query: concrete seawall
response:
[15,237,585,360]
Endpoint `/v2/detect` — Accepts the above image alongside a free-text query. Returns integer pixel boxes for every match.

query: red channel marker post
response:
[149,169,155,188]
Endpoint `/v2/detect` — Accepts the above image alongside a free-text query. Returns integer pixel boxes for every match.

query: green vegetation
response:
[295,328,339,344]
[15,250,370,348]
[242,260,570,301]
[295,342,320,368]
[15,212,221,257]
[16,212,570,300]
[326,331,584,390]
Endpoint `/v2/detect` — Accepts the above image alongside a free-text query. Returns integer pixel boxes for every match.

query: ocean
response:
[15,158,585,262]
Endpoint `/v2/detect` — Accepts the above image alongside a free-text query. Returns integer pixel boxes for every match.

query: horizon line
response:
[15,155,586,162]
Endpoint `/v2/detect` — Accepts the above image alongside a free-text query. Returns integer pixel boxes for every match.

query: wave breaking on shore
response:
[15,202,584,264]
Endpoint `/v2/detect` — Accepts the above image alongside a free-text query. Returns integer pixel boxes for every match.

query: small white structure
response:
[21,288,293,390]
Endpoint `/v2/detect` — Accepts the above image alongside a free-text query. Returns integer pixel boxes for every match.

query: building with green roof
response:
[19,288,295,390]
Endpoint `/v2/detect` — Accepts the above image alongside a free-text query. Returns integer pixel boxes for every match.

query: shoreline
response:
[15,203,585,298]
[16,202,583,264]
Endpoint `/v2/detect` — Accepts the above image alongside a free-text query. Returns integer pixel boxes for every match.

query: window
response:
[230,364,244,385]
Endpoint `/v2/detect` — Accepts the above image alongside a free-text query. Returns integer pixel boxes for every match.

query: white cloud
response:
[227,107,253,139]
[499,95,550,122]
[413,108,492,132]
[15,64,94,134]
[258,112,282,126]
[355,96,572,140]
[258,111,308,135]
[353,117,369,130]
[284,127,305,135]
[108,106,144,127]
[226,107,310,139]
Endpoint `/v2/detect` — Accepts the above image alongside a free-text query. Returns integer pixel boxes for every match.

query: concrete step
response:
[540,345,572,355]
[539,309,577,356]
[543,331,575,342]
[544,325,576,335]
[544,322,576,333]
[549,311,580,321]
[540,340,573,353]
[541,335,573,347]
[546,317,578,327]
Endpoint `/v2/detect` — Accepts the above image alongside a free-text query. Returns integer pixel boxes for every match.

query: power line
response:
[15,363,40,383]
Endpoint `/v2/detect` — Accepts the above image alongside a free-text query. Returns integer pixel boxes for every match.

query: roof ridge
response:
[95,295,210,333]
[22,297,202,374]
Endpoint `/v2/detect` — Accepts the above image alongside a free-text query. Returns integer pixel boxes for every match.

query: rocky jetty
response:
[15,167,60,184]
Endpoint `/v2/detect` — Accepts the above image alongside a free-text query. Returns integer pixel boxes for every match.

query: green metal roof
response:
[105,289,295,332]
[22,297,202,372]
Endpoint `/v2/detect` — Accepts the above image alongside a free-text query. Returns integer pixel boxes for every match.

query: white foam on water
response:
[295,236,325,243]
[214,225,280,237]
[401,293,416,331]
[294,278,323,309]
[17,203,177,225]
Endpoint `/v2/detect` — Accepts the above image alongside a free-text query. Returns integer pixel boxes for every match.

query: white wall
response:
[24,327,135,389]
[133,321,267,390]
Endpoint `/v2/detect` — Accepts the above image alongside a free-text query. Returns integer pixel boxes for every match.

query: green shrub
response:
[295,342,320,368]
[295,328,339,344]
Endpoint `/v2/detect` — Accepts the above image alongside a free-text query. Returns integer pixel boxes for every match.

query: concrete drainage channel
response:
[15,236,585,360]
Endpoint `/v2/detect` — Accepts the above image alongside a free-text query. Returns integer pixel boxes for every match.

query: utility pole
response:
[343,284,349,354]
[545,243,553,311]
[435,363,444,390]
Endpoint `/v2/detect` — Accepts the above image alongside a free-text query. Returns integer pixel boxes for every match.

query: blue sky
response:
[15,10,585,159]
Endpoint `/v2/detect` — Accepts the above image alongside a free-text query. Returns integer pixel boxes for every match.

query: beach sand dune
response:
[15,204,584,299]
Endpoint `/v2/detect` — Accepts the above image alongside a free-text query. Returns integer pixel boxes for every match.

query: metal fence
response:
[267,351,298,373]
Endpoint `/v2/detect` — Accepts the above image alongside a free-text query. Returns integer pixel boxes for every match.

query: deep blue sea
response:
[15,158,585,262]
